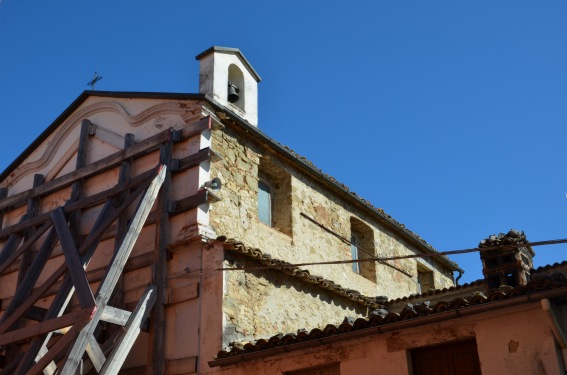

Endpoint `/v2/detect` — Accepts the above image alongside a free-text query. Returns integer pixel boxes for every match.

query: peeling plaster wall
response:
[214,303,563,375]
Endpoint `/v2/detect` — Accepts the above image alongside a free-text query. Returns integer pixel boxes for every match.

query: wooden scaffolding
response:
[0,116,215,374]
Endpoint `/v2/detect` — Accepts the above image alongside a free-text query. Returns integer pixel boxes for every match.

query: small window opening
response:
[257,157,292,236]
[351,232,360,273]
[417,263,435,294]
[350,218,376,283]
[258,180,272,226]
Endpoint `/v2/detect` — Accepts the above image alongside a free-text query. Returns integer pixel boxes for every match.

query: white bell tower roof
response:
[196,46,261,127]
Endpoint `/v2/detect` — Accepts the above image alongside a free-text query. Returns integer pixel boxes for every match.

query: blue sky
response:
[1,1,566,284]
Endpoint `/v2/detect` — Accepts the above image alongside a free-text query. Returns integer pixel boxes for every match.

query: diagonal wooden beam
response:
[100,286,157,374]
[0,306,95,346]
[0,215,27,266]
[19,171,159,374]
[0,167,156,241]
[51,208,95,309]
[0,221,50,275]
[86,333,106,372]
[0,117,209,212]
[60,165,166,375]
[25,319,91,375]
[0,228,58,331]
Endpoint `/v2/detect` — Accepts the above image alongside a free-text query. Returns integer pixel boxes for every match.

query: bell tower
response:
[196,46,262,127]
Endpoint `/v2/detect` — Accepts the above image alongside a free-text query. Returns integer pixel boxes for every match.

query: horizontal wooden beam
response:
[0,168,156,240]
[0,251,154,313]
[100,306,132,326]
[0,306,95,346]
[172,147,221,172]
[0,117,210,212]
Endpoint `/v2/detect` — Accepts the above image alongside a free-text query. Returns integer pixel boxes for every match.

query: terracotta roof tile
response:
[223,238,383,310]
[215,274,567,360]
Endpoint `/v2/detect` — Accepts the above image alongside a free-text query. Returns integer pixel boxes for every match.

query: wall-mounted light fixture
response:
[201,177,222,192]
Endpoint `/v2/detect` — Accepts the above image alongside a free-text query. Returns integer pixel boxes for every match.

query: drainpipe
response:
[455,270,463,286]
[541,299,567,373]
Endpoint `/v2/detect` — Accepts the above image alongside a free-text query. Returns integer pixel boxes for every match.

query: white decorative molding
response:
[1,100,203,189]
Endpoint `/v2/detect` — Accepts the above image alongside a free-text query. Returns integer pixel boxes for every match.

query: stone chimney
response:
[195,46,262,127]
[478,229,534,289]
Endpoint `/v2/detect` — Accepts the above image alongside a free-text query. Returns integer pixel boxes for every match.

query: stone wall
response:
[209,121,455,303]
[221,252,367,346]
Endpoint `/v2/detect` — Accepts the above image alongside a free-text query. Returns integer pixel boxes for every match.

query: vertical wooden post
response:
[110,133,135,308]
[0,187,8,229]
[68,119,91,244]
[4,175,45,362]
[147,133,173,375]
[15,119,91,374]
[17,174,44,285]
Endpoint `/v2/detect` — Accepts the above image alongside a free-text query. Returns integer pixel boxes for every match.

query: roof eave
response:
[202,95,463,273]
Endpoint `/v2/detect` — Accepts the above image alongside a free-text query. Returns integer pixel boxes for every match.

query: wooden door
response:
[412,339,482,375]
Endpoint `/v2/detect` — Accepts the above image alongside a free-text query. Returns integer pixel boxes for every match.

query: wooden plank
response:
[100,305,132,326]
[0,220,50,275]
[52,208,95,309]
[0,228,58,331]
[175,147,212,172]
[147,141,173,375]
[110,133,136,309]
[14,169,159,373]
[0,215,26,267]
[21,176,155,371]
[0,116,210,212]
[0,306,94,346]
[168,189,208,215]
[26,320,90,375]
[93,125,127,150]
[17,174,45,286]
[86,333,106,372]
[0,187,8,228]
[99,286,157,374]
[0,251,153,313]
[0,167,156,240]
[60,166,166,375]
[166,283,199,305]
[167,356,198,374]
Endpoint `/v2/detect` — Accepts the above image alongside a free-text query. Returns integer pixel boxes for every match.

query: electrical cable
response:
[215,237,567,272]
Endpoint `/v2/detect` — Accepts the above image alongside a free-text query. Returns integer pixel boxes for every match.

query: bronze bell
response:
[227,81,240,103]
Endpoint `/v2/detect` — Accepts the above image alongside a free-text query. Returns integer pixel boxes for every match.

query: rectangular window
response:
[258,180,272,226]
[257,157,292,236]
[350,218,376,283]
[350,233,360,273]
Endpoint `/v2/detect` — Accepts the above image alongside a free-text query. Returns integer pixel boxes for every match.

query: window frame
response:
[257,179,272,227]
